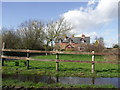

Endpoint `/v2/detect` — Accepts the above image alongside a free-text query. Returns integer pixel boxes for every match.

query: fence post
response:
[56,53,59,72]
[27,49,30,69]
[1,51,4,66]
[2,42,5,66]
[2,42,5,49]
[92,51,95,73]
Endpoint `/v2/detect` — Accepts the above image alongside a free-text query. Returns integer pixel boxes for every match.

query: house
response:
[55,34,90,51]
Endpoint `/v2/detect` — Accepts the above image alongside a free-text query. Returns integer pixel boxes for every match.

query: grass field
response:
[34,54,109,61]
[2,54,119,77]
[2,54,119,88]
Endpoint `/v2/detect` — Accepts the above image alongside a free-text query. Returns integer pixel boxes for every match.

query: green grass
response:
[2,78,116,88]
[34,54,106,61]
[2,54,119,77]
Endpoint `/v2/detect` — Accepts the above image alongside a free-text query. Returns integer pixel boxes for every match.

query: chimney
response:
[82,34,85,38]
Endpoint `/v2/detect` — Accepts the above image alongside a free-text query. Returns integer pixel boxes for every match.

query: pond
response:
[2,74,120,88]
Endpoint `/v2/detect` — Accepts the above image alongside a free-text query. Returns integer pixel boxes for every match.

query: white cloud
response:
[62,0,118,34]
[75,32,97,38]
[105,38,118,47]
[88,0,95,6]
[62,0,118,47]
[100,29,118,47]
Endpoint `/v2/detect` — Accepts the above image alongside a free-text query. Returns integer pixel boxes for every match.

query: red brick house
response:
[55,34,90,51]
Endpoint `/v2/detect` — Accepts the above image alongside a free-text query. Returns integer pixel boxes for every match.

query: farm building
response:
[54,34,90,51]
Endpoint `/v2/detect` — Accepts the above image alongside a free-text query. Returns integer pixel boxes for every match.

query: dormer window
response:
[80,38,86,43]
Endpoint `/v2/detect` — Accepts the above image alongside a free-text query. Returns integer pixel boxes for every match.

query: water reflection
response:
[92,77,94,84]
[2,74,119,88]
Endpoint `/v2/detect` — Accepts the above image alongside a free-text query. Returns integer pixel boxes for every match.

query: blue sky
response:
[2,1,118,47]
[2,2,87,28]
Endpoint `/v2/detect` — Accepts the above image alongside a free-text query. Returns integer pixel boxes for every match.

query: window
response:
[80,38,86,43]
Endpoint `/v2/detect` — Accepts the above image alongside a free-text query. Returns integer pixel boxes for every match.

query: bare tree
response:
[17,20,45,50]
[2,28,20,49]
[94,36,105,46]
[45,18,73,51]
[93,36,105,52]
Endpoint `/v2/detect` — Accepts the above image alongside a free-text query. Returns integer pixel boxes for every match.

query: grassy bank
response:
[2,54,119,77]
[2,78,115,88]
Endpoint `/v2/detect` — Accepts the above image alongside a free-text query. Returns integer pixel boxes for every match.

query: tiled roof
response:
[55,37,90,44]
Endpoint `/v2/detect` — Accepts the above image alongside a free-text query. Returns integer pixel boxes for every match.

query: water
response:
[2,74,119,88]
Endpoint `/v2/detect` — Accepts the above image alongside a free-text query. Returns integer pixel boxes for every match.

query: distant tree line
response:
[1,18,72,50]
[113,44,119,48]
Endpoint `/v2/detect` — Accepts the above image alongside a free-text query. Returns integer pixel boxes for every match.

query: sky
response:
[2,0,118,47]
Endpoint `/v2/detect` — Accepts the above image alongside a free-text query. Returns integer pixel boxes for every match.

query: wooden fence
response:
[1,48,119,73]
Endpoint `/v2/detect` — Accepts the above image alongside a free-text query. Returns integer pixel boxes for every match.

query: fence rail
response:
[1,55,118,64]
[1,49,119,73]
[1,55,55,62]
[1,49,118,55]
